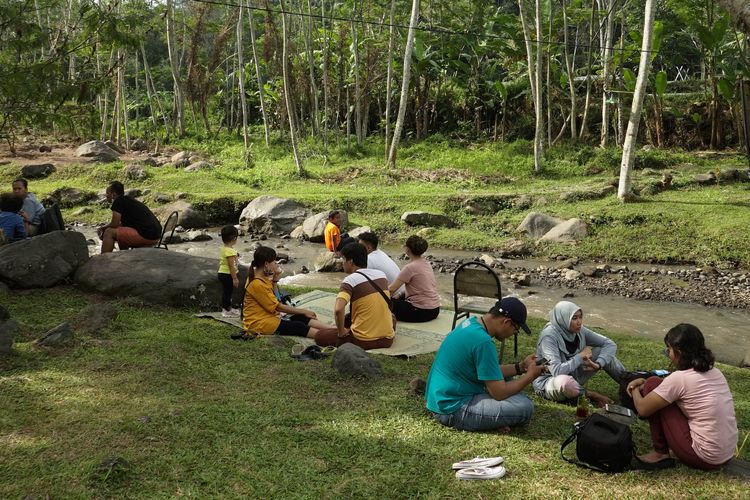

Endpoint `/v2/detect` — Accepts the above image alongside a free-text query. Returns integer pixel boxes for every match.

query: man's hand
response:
[521,354,537,373]
[19,210,30,223]
[232,277,239,288]
[582,358,601,372]
[302,309,317,320]
[337,328,351,339]
[580,346,593,360]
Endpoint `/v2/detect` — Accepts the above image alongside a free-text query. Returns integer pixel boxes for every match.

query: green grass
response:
[2,133,750,268]
[1,287,749,497]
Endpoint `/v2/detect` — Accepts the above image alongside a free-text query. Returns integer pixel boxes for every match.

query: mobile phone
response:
[604,404,634,418]
[536,357,549,366]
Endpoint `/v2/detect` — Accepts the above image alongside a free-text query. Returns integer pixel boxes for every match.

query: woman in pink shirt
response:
[388,235,440,323]
[627,324,738,470]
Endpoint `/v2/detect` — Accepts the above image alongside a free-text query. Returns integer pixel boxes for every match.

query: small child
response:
[218,225,240,318]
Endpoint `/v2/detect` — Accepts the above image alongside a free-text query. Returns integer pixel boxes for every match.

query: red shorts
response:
[115,226,159,249]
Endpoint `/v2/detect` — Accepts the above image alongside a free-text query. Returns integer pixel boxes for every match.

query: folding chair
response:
[154,210,179,250]
[452,261,516,362]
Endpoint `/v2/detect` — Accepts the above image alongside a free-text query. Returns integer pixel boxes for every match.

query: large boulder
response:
[539,218,588,243]
[75,141,120,162]
[21,163,56,179]
[314,252,344,272]
[73,248,221,307]
[239,196,310,235]
[400,211,455,228]
[516,212,564,238]
[46,187,97,208]
[301,211,349,243]
[73,303,118,335]
[0,231,89,288]
[155,201,207,229]
[123,164,148,180]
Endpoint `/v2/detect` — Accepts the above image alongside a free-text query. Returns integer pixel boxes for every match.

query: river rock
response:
[400,211,455,228]
[130,138,148,151]
[73,248,221,307]
[123,164,147,180]
[239,196,310,235]
[0,231,89,288]
[331,343,382,379]
[540,218,588,243]
[348,226,371,239]
[182,230,212,242]
[104,140,125,154]
[155,201,207,229]
[516,212,563,238]
[37,322,73,346]
[141,157,158,167]
[301,211,349,243]
[75,141,120,162]
[171,151,190,164]
[694,172,716,185]
[718,168,739,182]
[498,238,532,257]
[314,252,344,272]
[564,269,582,281]
[0,319,18,353]
[74,303,118,335]
[153,193,171,204]
[21,163,56,179]
[184,161,212,172]
[38,145,52,153]
[46,187,97,208]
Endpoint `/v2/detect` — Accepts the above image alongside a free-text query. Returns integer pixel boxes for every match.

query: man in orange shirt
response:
[324,210,354,255]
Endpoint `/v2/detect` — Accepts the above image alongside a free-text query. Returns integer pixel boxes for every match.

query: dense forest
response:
[1,0,749,172]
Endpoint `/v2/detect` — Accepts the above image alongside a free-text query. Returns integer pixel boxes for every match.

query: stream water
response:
[78,225,750,365]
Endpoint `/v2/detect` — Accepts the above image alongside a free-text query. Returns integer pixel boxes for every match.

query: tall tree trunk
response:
[579,0,597,139]
[118,52,130,148]
[388,0,420,167]
[616,14,625,146]
[715,0,750,35]
[279,0,306,176]
[600,0,616,148]
[304,0,320,136]
[351,16,363,145]
[248,0,270,147]
[141,44,168,134]
[546,0,553,146]
[384,0,396,161]
[518,0,544,172]
[618,0,656,202]
[320,0,330,148]
[166,0,185,136]
[562,0,578,139]
[237,1,251,166]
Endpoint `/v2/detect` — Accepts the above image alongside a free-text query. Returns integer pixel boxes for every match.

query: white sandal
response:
[452,456,504,470]
[455,465,507,480]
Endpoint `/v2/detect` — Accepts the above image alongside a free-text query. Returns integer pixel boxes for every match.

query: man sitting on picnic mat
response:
[316,242,395,350]
[425,297,547,432]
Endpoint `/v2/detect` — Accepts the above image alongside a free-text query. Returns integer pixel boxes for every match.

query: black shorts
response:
[274,314,311,336]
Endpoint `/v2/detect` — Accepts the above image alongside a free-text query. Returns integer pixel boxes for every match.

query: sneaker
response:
[221,309,239,318]
[455,465,506,480]
[230,308,241,315]
[452,457,504,470]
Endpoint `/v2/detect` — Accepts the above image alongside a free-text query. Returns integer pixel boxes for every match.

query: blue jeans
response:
[431,393,534,432]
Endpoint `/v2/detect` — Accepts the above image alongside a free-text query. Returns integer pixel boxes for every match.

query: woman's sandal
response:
[634,456,676,471]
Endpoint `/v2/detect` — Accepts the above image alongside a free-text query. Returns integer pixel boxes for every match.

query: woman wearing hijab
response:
[533,301,626,406]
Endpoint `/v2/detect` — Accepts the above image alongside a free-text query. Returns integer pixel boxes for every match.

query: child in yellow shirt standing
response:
[218,225,240,317]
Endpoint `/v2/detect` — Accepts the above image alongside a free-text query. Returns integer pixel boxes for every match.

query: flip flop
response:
[455,465,507,480]
[452,457,504,470]
[319,346,336,356]
[291,344,305,358]
[231,331,255,340]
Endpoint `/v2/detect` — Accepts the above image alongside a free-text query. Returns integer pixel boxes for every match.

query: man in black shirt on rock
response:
[98,181,162,253]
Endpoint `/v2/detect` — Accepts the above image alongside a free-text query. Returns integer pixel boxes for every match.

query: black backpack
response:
[561,413,634,473]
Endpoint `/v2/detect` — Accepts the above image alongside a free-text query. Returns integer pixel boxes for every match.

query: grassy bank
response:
[1,287,749,498]
[1,133,750,268]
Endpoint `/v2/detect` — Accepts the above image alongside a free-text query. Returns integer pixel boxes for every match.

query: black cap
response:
[490,297,531,334]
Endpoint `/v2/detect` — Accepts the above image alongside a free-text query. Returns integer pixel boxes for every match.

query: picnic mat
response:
[195,290,454,357]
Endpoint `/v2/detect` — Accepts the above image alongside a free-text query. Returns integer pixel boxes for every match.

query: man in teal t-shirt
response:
[425,297,546,432]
